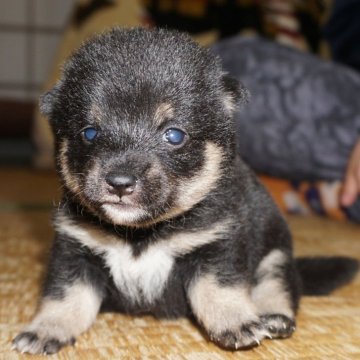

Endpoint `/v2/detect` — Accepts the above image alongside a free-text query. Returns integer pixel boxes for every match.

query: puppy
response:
[13,28,357,355]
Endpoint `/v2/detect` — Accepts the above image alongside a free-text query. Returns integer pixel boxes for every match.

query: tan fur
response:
[59,142,99,214]
[14,283,102,354]
[59,139,81,195]
[222,93,237,114]
[251,250,294,317]
[56,213,231,304]
[188,274,258,334]
[153,102,174,126]
[28,283,101,339]
[142,140,224,225]
[89,104,102,123]
[177,141,223,209]
[56,211,231,257]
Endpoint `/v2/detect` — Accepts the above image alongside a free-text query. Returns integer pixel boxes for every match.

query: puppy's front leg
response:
[188,273,270,350]
[13,237,104,355]
[13,283,102,355]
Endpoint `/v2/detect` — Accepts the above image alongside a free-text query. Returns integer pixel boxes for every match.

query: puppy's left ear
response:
[221,75,249,115]
[39,81,63,118]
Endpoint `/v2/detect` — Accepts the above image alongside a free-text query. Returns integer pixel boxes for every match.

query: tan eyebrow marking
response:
[154,102,174,126]
[89,104,102,124]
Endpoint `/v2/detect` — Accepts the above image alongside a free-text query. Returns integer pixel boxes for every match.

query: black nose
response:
[106,172,138,196]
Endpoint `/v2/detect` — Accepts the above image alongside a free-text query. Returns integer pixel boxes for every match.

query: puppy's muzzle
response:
[106,172,138,197]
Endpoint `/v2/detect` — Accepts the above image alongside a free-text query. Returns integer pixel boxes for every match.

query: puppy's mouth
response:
[100,201,150,226]
[101,201,141,212]
[100,200,140,211]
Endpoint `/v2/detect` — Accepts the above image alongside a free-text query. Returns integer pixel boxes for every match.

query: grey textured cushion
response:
[212,36,360,181]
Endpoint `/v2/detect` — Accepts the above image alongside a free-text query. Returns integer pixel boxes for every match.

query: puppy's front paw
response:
[12,331,75,355]
[209,320,271,350]
[260,314,296,339]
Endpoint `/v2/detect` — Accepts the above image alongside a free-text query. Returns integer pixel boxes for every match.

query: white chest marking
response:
[56,213,230,304]
[103,243,174,304]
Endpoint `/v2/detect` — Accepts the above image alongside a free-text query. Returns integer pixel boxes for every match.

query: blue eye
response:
[164,128,186,146]
[82,127,98,142]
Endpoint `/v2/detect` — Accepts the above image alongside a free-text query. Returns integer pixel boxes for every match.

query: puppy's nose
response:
[106,172,138,196]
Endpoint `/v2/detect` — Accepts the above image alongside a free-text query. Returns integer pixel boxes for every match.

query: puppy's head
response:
[42,28,248,226]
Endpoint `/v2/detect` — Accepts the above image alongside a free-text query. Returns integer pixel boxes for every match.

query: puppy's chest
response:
[58,215,230,305]
[100,242,175,305]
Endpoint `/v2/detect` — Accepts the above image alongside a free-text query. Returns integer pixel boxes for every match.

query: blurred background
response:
[0,0,74,165]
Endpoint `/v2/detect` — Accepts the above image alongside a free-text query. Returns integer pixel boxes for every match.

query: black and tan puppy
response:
[13,28,357,355]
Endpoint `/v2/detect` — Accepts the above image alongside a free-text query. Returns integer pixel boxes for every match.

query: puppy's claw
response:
[12,331,75,355]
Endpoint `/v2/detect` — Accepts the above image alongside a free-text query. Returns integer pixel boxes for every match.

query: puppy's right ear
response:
[221,75,250,115]
[39,81,62,117]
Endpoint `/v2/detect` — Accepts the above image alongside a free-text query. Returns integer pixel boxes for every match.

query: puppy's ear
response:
[221,75,249,115]
[39,81,62,117]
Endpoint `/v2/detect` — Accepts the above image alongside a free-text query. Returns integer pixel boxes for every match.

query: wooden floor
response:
[0,169,359,359]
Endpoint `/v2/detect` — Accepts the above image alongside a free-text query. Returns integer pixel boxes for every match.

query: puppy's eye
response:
[163,128,186,146]
[82,127,98,142]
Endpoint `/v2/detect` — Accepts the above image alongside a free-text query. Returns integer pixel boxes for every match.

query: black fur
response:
[296,257,359,295]
[13,28,358,355]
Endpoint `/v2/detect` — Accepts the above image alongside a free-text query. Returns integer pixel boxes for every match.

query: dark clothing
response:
[324,0,360,73]
[212,36,360,182]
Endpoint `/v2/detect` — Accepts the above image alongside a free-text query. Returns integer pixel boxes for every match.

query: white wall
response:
[0,0,74,101]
